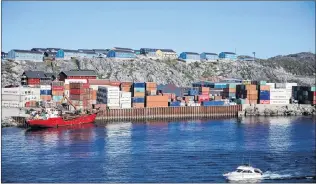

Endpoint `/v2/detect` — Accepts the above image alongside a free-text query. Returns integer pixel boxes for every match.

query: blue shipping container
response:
[134,87,145,92]
[52,96,63,101]
[189,89,199,96]
[40,90,51,95]
[169,101,181,107]
[133,82,146,88]
[202,101,225,106]
[132,97,145,103]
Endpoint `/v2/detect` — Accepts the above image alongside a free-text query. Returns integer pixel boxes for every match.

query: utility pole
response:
[252,52,256,62]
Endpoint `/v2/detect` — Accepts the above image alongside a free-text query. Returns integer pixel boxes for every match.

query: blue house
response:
[140,48,158,57]
[200,52,218,61]
[219,52,237,60]
[107,50,136,59]
[178,52,200,63]
[7,49,43,62]
[56,49,80,60]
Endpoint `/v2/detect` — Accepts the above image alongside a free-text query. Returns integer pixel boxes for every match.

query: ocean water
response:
[2,116,316,183]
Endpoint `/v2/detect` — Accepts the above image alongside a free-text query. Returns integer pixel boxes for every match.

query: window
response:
[236,169,243,173]
[254,170,261,174]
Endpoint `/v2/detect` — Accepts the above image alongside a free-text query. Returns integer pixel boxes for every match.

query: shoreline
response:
[2,104,315,128]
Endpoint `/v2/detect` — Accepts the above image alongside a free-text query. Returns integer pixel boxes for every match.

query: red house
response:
[21,71,54,86]
[58,70,97,81]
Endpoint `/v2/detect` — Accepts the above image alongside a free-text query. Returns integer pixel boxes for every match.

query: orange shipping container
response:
[246,94,258,100]
[224,88,236,93]
[249,100,257,104]
[260,85,270,91]
[146,95,169,102]
[121,82,133,87]
[146,101,168,108]
[244,90,258,95]
[245,85,257,91]
[214,96,223,100]
[40,95,52,101]
[133,103,145,108]
[146,82,157,88]
[200,87,210,92]
[52,91,64,96]
[88,79,111,85]
[133,92,145,97]
[64,84,70,90]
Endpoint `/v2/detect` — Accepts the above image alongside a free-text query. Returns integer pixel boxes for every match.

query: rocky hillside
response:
[2,52,315,87]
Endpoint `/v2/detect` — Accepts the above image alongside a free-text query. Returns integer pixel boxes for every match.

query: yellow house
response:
[156,49,178,60]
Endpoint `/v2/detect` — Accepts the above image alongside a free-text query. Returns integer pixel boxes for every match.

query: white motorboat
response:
[223,164,263,181]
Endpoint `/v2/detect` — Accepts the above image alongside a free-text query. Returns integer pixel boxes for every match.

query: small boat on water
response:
[26,94,100,128]
[223,164,263,181]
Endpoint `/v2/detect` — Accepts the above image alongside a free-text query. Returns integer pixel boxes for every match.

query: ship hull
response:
[27,113,97,128]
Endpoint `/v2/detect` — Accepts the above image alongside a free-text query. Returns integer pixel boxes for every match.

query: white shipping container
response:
[30,88,41,95]
[270,89,287,93]
[106,98,120,104]
[270,99,290,105]
[65,79,87,84]
[120,91,132,98]
[107,104,120,107]
[40,85,52,90]
[2,94,21,101]
[266,83,275,89]
[275,83,286,88]
[2,101,22,107]
[90,85,110,90]
[2,88,21,95]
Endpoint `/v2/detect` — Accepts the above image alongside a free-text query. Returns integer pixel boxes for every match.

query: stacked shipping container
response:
[258,85,270,104]
[132,83,145,108]
[97,86,120,108]
[52,81,64,103]
[236,84,258,104]
[69,83,90,110]
[146,82,157,96]
[40,85,52,101]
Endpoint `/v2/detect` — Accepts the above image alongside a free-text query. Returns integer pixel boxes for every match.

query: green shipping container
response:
[260,81,267,85]
[226,83,237,88]
[311,87,316,92]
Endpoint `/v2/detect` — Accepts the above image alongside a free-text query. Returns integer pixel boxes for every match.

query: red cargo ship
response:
[26,94,100,128]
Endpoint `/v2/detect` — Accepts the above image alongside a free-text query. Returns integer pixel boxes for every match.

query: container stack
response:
[40,85,52,101]
[120,82,133,92]
[119,91,132,109]
[258,85,270,104]
[199,87,210,95]
[52,81,64,103]
[97,86,120,108]
[292,86,314,104]
[65,79,88,97]
[308,87,316,105]
[270,89,289,105]
[133,82,145,97]
[266,83,275,90]
[163,93,176,102]
[110,81,121,87]
[146,95,169,107]
[1,87,26,108]
[88,79,111,104]
[198,94,210,103]
[236,84,258,104]
[183,96,195,106]
[132,97,145,108]
[146,82,157,96]
[285,83,297,99]
[222,83,237,99]
[69,83,91,110]
[169,101,181,107]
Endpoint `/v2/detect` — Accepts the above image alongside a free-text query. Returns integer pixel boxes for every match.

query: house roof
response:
[113,47,134,51]
[183,52,199,55]
[81,51,96,54]
[93,49,108,52]
[62,49,79,53]
[203,52,218,55]
[112,50,135,54]
[23,71,48,78]
[47,48,61,51]
[13,50,43,54]
[222,52,236,55]
[78,49,94,52]
[140,48,159,51]
[44,73,56,78]
[31,48,47,51]
[61,70,97,77]
[159,49,176,53]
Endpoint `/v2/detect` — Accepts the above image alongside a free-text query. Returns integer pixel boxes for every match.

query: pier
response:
[96,105,242,122]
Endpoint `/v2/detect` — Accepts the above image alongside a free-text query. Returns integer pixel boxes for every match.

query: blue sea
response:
[2,116,316,183]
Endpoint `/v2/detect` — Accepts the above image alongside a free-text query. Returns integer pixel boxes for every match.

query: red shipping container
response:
[198,94,209,102]
[70,89,89,95]
[201,91,209,95]
[110,81,121,86]
[52,86,64,91]
[69,94,89,101]
[88,79,111,85]
[259,100,270,104]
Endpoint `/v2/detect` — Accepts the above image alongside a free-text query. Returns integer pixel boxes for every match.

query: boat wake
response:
[262,171,316,181]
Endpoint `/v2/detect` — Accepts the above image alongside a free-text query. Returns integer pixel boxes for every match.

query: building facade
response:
[200,52,219,62]
[56,49,80,60]
[156,49,177,60]
[179,52,200,63]
[7,50,43,62]
[93,49,109,58]
[107,50,136,59]
[219,52,237,60]
[140,48,159,57]
[21,71,51,86]
[58,70,97,81]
